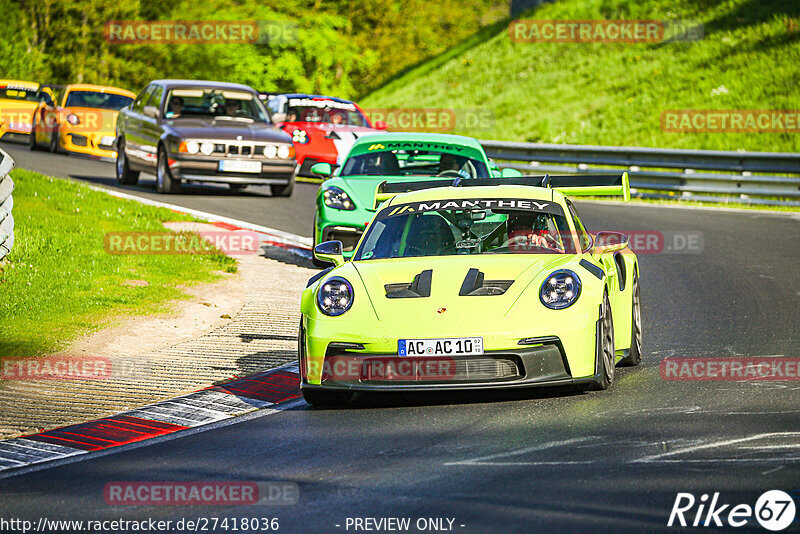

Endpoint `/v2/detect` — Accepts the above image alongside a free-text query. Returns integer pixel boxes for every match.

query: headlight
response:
[277,144,292,159]
[200,141,214,155]
[316,276,354,316]
[323,186,355,210]
[540,269,581,310]
[178,140,200,154]
[264,145,278,158]
[292,129,309,144]
[66,113,80,125]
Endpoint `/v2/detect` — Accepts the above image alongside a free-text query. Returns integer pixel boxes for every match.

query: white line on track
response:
[86,185,312,251]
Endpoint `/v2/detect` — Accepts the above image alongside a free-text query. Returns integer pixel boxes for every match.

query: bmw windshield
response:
[354,198,575,260]
[341,149,489,178]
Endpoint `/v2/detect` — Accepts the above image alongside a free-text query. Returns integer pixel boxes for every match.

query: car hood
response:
[351,254,574,322]
[167,118,289,142]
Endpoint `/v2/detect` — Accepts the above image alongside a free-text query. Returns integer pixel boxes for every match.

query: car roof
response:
[352,132,483,149]
[385,184,567,207]
[273,93,355,104]
[152,80,258,92]
[63,84,136,97]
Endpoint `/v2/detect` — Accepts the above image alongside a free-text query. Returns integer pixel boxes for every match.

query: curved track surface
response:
[2,140,799,532]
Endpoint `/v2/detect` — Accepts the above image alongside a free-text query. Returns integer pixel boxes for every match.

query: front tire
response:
[49,128,59,153]
[270,177,294,197]
[29,123,40,151]
[156,145,180,194]
[115,138,140,185]
[302,388,353,407]
[620,272,642,366]
[587,292,615,391]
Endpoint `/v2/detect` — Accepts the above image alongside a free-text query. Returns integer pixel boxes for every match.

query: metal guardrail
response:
[0,148,15,260]
[480,140,800,206]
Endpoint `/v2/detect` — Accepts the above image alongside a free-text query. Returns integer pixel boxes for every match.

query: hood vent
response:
[459,268,513,296]
[385,269,432,299]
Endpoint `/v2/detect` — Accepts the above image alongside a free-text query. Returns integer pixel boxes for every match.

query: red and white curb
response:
[0,363,301,474]
[88,185,313,257]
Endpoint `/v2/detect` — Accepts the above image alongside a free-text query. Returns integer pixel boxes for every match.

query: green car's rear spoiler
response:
[373,173,630,208]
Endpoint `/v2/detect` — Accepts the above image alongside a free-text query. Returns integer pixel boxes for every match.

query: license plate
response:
[218,160,261,173]
[398,337,483,357]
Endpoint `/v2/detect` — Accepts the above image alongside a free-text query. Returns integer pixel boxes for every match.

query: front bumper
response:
[299,340,598,392]
[315,207,374,255]
[171,156,297,185]
[60,130,117,159]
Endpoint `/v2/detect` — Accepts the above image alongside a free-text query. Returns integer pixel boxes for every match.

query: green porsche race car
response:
[299,173,642,405]
[309,132,520,263]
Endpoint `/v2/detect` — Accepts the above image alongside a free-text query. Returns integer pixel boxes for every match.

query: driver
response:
[438,153,461,174]
[223,100,241,116]
[507,212,558,250]
[167,96,183,117]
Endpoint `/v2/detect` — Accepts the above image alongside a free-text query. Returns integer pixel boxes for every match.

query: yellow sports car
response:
[0,80,55,142]
[30,84,135,158]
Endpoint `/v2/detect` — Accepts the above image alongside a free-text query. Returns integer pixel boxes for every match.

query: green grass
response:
[362,0,800,153]
[0,169,237,357]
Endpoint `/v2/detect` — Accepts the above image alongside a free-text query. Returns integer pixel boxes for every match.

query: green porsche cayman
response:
[309,132,520,262]
[299,173,642,405]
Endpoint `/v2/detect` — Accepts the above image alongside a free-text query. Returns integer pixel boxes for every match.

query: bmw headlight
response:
[316,276,354,316]
[200,141,215,155]
[323,186,355,210]
[292,129,309,144]
[185,140,199,154]
[540,269,581,310]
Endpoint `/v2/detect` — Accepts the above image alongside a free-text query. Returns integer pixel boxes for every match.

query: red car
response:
[262,93,386,176]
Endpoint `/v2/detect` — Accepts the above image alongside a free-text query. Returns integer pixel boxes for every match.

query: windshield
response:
[0,87,39,102]
[341,149,489,178]
[284,97,368,126]
[354,198,575,260]
[164,88,269,122]
[64,91,133,110]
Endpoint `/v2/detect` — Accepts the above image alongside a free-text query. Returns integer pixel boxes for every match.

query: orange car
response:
[0,80,56,142]
[30,84,135,158]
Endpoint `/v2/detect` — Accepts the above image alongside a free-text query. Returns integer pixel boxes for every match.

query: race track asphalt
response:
[1,139,799,533]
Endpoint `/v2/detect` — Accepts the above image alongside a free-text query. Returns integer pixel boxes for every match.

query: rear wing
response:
[374,173,630,209]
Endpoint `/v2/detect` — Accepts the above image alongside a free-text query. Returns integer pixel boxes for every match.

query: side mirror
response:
[310,162,333,177]
[271,112,287,124]
[314,240,345,267]
[593,231,629,254]
[501,168,523,178]
[374,120,388,130]
[143,105,160,119]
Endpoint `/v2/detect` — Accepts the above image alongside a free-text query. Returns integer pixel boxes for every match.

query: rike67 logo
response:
[668,490,796,531]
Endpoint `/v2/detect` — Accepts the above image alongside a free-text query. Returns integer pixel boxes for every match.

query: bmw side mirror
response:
[310,162,333,177]
[593,231,629,255]
[314,240,345,267]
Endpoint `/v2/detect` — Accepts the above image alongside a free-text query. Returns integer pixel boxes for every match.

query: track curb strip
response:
[0,363,301,474]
